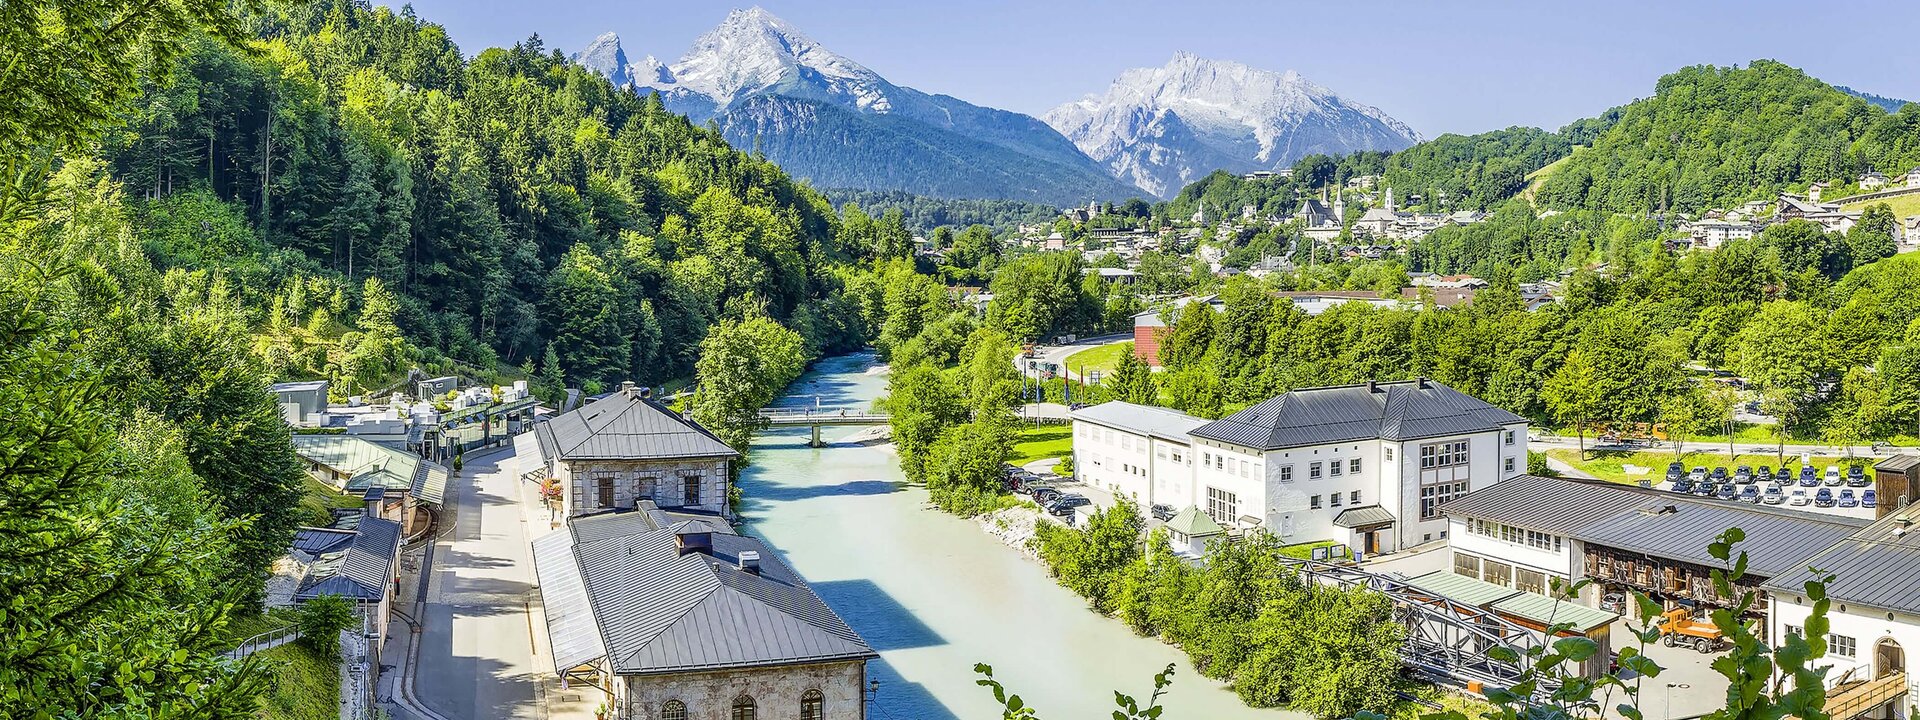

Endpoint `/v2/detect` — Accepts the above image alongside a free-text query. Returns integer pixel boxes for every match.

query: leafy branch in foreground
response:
[975,662,1175,720]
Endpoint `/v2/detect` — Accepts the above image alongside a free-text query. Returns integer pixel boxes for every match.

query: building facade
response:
[533,382,740,518]
[1070,402,1209,509]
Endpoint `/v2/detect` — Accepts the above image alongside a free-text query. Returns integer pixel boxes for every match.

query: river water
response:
[737,352,1298,720]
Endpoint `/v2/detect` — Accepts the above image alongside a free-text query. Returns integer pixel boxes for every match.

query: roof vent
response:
[737,550,761,574]
[1640,504,1678,516]
[1416,376,1430,389]
[676,531,712,556]
[620,380,639,398]
[1366,380,1378,393]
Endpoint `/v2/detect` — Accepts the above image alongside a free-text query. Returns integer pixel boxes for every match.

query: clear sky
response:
[385,0,1920,137]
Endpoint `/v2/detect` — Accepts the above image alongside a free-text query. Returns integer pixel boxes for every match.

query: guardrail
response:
[227,625,301,659]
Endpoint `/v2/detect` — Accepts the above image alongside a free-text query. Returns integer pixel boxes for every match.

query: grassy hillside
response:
[1841,192,1920,218]
[252,643,338,720]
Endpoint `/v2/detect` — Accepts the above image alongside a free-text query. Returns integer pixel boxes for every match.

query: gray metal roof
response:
[292,435,450,506]
[293,515,400,602]
[533,391,739,462]
[533,512,873,676]
[1446,475,1868,577]
[1765,503,1920,614]
[1875,455,1920,473]
[1071,401,1208,443]
[1191,379,1525,450]
[1333,505,1396,529]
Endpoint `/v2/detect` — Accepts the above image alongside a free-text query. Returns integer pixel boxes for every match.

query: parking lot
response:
[1648,461,1879,521]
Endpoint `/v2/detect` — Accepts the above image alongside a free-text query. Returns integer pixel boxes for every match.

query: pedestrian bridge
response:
[757,408,891,447]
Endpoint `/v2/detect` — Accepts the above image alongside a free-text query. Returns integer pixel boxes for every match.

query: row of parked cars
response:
[1664,462,1876,509]
[1002,464,1091,517]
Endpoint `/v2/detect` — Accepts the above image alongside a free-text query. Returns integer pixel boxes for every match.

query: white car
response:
[1824,465,1843,486]
[1762,484,1785,505]
[1789,489,1811,506]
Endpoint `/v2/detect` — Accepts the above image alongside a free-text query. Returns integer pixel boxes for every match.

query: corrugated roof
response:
[1447,475,1868,576]
[1191,379,1524,450]
[1333,505,1396,529]
[1765,503,1920,614]
[1875,455,1920,473]
[294,515,400,602]
[1166,505,1224,537]
[1071,401,1208,443]
[531,529,606,671]
[1406,570,1518,606]
[1408,571,1615,632]
[534,391,739,462]
[292,435,450,506]
[537,512,873,676]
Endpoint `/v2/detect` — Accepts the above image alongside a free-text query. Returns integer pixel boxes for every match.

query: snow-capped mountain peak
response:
[571,31,632,88]
[655,6,894,112]
[1046,53,1421,196]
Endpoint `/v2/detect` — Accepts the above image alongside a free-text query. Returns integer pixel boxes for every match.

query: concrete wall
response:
[561,457,731,517]
[616,660,866,720]
[1262,441,1381,547]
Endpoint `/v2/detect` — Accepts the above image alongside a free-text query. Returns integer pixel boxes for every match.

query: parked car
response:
[1762,485,1785,505]
[1846,466,1869,487]
[1774,467,1794,484]
[1600,593,1627,614]
[1710,467,1729,482]
[1789,490,1811,506]
[1814,488,1836,508]
[1864,489,1879,508]
[1737,485,1760,503]
[1799,467,1820,487]
[1694,482,1718,497]
[1824,465,1843,486]
[1734,465,1753,483]
[1047,494,1091,516]
[1689,467,1709,483]
[1758,465,1774,482]
[1671,478,1695,494]
[1150,503,1176,521]
[1029,485,1060,503]
[1666,462,1685,481]
[1715,484,1736,501]
[1838,489,1859,508]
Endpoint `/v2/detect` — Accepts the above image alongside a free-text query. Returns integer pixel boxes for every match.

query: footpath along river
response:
[735,352,1298,719]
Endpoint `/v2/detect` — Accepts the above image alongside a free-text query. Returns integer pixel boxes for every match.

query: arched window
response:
[661,700,687,720]
[730,694,756,720]
[801,689,824,720]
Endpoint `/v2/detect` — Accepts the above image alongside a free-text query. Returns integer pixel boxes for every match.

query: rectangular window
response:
[1310,495,1322,509]
[1453,553,1482,578]
[1419,480,1468,520]
[1482,560,1513,587]
[1330,459,1343,477]
[1202,452,1211,466]
[1239,460,1249,478]
[1206,487,1238,525]
[1350,490,1361,504]
[1310,462,1323,480]
[1349,458,1362,474]
[1784,624,1802,639]
[682,476,701,506]
[1279,465,1294,482]
[1121,436,1132,451]
[1516,569,1547,595]
[1505,430,1516,446]
[1330,493,1343,508]
[1420,440,1470,469]
[1830,634,1857,658]
[1385,447,1395,461]
[1504,457,1516,473]
[1172,449,1184,463]
[1215,455,1224,470]
[597,476,615,507]
[1156,446,1168,459]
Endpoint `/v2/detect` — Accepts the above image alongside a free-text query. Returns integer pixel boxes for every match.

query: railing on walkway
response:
[226,625,301,659]
[1824,671,1907,720]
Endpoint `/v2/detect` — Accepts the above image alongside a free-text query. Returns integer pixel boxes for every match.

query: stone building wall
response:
[615,660,866,720]
[562,457,731,517]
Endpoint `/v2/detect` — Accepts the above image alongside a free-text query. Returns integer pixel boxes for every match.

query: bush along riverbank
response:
[1029,498,1410,718]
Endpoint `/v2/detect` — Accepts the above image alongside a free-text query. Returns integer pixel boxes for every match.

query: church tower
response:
[1333,188,1345,222]
[1385,187,1396,213]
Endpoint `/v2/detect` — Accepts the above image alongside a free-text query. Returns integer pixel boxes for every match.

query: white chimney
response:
[737,550,761,574]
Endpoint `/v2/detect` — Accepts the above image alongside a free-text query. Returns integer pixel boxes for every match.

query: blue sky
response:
[386,0,1919,137]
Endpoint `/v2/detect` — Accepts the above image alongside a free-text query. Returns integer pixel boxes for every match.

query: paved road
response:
[412,448,541,720]
[1017,333,1129,382]
[1531,434,1899,460]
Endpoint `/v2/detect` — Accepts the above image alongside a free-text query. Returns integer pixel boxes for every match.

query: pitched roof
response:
[1166,505,1225,537]
[292,435,450,506]
[1333,505,1396,529]
[1407,571,1615,632]
[1446,475,1869,577]
[1071,401,1208,443]
[293,514,401,602]
[531,511,873,676]
[534,389,738,463]
[1191,379,1524,450]
[1765,502,1920,614]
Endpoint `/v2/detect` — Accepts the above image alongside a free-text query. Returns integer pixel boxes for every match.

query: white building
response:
[1766,497,1920,709]
[1070,401,1210,509]
[1186,378,1528,555]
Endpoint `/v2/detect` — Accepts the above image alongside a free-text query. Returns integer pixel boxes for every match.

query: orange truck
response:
[1658,608,1725,653]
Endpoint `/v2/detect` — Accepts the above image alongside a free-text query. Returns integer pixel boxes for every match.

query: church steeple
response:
[1385,187,1396,213]
[1333,188,1345,220]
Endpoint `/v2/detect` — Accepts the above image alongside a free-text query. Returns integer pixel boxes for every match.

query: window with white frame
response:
[1310,462,1323,479]
[1385,446,1395,461]
[1419,478,1467,520]
[1349,458,1362,474]
[1830,634,1857,658]
[1504,457,1516,473]
[1504,430,1516,445]
[1330,493,1343,508]
[1350,490,1361,504]
[1172,448,1184,463]
[1206,487,1238,524]
[1420,440,1470,469]
[1310,495,1322,509]
[1279,465,1294,482]
[1330,459,1343,477]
